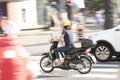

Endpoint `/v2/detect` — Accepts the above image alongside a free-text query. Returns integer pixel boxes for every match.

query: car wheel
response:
[93,43,113,62]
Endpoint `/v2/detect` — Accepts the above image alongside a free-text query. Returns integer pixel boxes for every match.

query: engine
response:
[70,57,81,64]
[69,57,83,69]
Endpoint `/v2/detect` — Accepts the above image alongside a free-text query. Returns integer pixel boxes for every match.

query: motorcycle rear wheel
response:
[78,56,92,74]
[40,56,54,73]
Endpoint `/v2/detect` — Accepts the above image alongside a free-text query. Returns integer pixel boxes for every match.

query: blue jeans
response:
[54,45,73,59]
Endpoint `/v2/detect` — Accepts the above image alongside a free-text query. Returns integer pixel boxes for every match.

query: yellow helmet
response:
[62,19,71,27]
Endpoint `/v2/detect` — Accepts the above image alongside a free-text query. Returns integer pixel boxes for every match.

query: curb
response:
[21,27,49,31]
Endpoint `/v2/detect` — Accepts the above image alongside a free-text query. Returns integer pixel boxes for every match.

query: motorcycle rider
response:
[52,19,74,66]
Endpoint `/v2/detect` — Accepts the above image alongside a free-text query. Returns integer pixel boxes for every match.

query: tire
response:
[93,43,113,62]
[78,56,92,74]
[40,56,54,73]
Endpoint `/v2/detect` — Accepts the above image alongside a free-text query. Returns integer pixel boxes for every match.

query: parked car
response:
[88,25,120,62]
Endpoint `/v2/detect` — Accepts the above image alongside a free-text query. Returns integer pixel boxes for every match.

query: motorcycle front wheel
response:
[78,56,92,74]
[40,56,54,73]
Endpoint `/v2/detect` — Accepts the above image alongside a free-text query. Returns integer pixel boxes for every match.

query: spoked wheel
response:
[78,56,92,74]
[40,56,54,73]
[93,43,112,62]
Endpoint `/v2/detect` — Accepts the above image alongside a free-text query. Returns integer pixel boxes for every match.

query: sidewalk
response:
[18,24,104,36]
[20,17,103,33]
[18,24,104,44]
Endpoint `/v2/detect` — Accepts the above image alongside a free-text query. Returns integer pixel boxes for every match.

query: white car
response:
[88,25,120,62]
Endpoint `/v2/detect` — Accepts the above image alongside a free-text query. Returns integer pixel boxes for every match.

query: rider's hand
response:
[51,38,59,43]
[51,39,56,42]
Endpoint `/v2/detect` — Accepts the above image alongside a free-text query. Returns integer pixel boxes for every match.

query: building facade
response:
[0,0,51,29]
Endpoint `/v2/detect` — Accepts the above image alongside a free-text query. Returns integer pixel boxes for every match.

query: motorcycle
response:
[40,39,96,74]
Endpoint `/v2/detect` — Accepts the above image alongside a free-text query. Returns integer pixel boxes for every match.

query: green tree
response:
[104,0,119,29]
[85,0,119,29]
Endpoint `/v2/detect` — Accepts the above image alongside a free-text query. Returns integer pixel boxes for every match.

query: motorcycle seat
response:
[64,47,82,55]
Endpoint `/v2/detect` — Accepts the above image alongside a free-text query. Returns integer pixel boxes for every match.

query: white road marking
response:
[93,64,120,68]
[91,68,119,72]
[70,74,118,79]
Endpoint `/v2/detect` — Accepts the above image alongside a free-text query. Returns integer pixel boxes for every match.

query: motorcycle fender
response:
[41,52,49,56]
[90,54,97,64]
[80,55,90,59]
[86,54,97,64]
[80,55,97,64]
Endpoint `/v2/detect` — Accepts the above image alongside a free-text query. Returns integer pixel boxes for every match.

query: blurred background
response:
[0,0,120,30]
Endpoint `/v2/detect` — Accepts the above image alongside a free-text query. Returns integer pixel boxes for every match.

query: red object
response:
[0,34,31,80]
[82,51,89,55]
[66,0,71,3]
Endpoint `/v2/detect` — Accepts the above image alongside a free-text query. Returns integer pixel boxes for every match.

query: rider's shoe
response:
[54,59,62,67]
[54,63,64,68]
[56,59,61,64]
[55,62,62,67]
